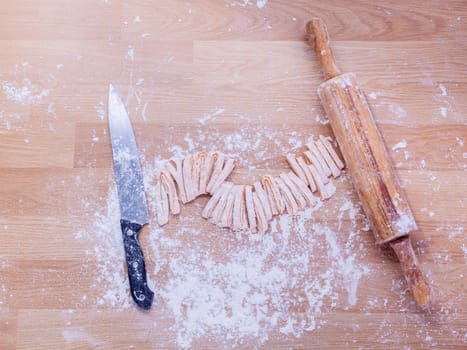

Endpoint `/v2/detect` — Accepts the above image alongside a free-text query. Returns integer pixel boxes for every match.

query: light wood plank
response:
[0,0,465,349]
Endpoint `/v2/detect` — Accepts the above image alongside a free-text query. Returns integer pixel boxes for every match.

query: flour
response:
[133,15,142,24]
[74,186,132,310]
[256,0,268,9]
[392,139,407,151]
[72,110,371,348]
[2,78,50,105]
[126,45,135,61]
[148,201,368,348]
[439,84,447,96]
[95,99,106,120]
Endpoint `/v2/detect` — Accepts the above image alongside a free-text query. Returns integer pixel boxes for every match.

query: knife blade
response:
[108,83,154,310]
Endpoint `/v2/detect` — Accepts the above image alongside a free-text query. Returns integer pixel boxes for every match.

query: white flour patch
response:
[392,140,407,151]
[256,0,268,9]
[148,202,368,349]
[95,99,106,120]
[440,107,447,117]
[74,187,132,309]
[79,108,371,348]
[2,78,50,105]
[126,45,135,61]
[439,84,447,96]
[198,108,225,125]
[138,119,369,348]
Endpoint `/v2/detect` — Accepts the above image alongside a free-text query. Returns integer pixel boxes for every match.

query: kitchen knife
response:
[108,84,154,310]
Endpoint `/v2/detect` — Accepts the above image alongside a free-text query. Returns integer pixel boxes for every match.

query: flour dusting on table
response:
[74,115,372,348]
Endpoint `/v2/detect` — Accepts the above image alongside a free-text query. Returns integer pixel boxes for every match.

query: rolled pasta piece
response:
[183,154,196,202]
[208,158,235,195]
[303,150,329,185]
[155,182,169,226]
[206,152,225,194]
[253,181,272,220]
[210,181,234,224]
[315,139,341,178]
[252,192,268,234]
[280,173,307,210]
[308,163,334,200]
[319,135,344,170]
[296,156,317,192]
[286,154,307,183]
[165,158,188,203]
[202,181,234,219]
[244,185,257,232]
[262,175,285,215]
[160,170,181,215]
[306,142,332,178]
[200,152,216,195]
[275,176,299,215]
[287,171,318,207]
[192,152,206,196]
[220,186,236,228]
[232,185,246,231]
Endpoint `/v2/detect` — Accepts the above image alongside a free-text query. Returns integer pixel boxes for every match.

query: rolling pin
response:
[305,18,432,308]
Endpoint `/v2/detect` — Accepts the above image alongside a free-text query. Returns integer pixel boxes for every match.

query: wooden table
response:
[1,1,466,349]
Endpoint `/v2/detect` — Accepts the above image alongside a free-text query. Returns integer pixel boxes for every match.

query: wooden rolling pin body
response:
[306,19,431,308]
[318,73,417,244]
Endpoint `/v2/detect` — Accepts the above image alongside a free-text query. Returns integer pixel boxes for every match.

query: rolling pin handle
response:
[306,18,342,80]
[390,236,432,309]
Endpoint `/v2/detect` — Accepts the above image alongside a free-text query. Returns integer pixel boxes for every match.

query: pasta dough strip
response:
[287,171,318,207]
[202,181,234,219]
[220,186,236,228]
[183,154,196,202]
[275,176,299,214]
[319,135,344,170]
[200,152,216,194]
[286,154,307,183]
[306,142,332,178]
[206,152,225,194]
[304,150,329,185]
[160,170,181,215]
[208,158,236,195]
[245,185,257,232]
[296,156,317,192]
[315,139,341,178]
[165,159,188,203]
[280,173,308,210]
[253,181,272,220]
[262,175,285,215]
[252,192,268,234]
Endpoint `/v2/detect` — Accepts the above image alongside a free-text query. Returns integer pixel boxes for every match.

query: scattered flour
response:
[198,108,225,125]
[440,106,447,117]
[439,84,447,96]
[126,45,135,61]
[144,199,368,348]
[256,0,268,9]
[2,78,50,105]
[392,139,407,151]
[74,186,132,310]
[74,113,371,349]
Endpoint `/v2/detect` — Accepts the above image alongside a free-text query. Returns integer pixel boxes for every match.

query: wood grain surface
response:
[0,1,466,349]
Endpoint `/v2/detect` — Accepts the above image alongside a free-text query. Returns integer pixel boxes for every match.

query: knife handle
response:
[120,219,154,310]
